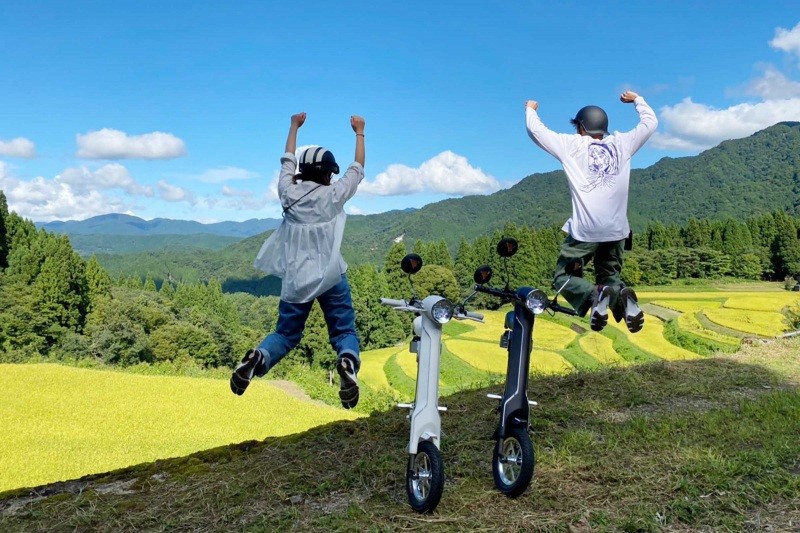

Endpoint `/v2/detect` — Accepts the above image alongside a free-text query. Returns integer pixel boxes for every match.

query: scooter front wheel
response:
[406,441,444,513]
[492,426,534,497]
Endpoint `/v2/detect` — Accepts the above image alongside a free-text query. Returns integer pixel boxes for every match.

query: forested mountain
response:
[342,122,800,263]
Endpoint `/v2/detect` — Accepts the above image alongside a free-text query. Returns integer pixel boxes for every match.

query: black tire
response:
[492,426,534,497]
[406,441,444,513]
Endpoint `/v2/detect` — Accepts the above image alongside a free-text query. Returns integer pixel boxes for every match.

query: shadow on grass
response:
[2,355,798,532]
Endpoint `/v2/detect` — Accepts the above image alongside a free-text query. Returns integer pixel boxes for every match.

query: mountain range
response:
[38,121,800,264]
[39,213,282,237]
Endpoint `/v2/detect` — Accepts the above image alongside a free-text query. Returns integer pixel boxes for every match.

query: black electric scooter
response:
[464,237,576,497]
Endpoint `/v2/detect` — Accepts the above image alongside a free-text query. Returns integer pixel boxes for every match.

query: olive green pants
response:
[552,235,625,317]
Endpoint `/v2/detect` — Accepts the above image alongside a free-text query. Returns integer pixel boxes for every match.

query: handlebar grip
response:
[380,298,406,307]
[550,302,577,316]
[466,311,484,320]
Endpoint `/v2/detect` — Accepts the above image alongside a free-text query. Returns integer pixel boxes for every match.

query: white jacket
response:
[255,152,364,303]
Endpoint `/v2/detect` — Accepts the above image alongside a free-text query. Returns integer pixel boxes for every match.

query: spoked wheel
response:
[492,426,534,497]
[406,440,444,513]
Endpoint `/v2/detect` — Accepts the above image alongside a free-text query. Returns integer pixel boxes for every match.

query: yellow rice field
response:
[703,308,790,337]
[676,312,741,346]
[0,364,360,493]
[722,294,800,312]
[578,332,630,365]
[445,338,507,373]
[650,299,724,313]
[607,314,700,361]
[530,349,574,374]
[358,346,403,392]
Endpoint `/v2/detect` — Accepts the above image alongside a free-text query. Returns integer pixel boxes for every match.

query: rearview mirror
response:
[473,265,493,285]
[496,237,518,258]
[401,253,423,275]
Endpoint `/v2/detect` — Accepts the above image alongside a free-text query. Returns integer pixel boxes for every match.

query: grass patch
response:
[383,353,417,399]
[3,341,797,532]
[663,317,739,356]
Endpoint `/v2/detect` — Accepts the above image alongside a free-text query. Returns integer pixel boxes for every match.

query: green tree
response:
[349,264,406,349]
[0,190,8,270]
[646,221,671,250]
[412,264,461,303]
[383,241,410,298]
[85,255,112,301]
[771,210,800,277]
[683,217,711,248]
[143,276,157,292]
[453,237,476,298]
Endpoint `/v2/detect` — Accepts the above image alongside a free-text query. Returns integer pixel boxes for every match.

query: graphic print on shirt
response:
[580,142,620,193]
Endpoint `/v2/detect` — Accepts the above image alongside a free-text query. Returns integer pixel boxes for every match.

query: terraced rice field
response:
[358,284,799,396]
[6,284,796,494]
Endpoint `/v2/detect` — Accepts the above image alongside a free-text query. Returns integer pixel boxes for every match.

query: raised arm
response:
[525,99,570,162]
[619,91,658,154]
[284,112,306,154]
[351,115,365,167]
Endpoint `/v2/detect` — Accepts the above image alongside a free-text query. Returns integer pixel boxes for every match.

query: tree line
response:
[2,187,800,378]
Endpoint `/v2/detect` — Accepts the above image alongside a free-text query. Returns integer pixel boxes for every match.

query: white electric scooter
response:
[381,253,482,513]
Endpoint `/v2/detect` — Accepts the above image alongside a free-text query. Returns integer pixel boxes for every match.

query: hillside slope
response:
[2,341,798,532]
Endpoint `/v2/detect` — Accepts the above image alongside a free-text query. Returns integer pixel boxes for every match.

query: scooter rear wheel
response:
[492,426,534,497]
[406,440,444,513]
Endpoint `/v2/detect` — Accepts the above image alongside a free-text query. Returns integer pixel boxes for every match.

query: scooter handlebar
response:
[463,310,484,320]
[380,298,407,307]
[550,302,577,316]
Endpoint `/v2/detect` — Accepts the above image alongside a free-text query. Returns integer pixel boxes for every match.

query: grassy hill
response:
[1,339,797,531]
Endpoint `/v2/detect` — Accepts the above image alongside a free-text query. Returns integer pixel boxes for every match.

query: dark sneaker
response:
[620,287,644,333]
[230,349,266,396]
[336,356,359,409]
[590,285,612,332]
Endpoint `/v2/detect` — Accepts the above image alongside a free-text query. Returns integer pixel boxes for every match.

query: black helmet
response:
[299,146,340,175]
[573,105,609,136]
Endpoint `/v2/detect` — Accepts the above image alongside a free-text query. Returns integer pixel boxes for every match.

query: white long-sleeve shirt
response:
[254,152,364,303]
[526,97,657,242]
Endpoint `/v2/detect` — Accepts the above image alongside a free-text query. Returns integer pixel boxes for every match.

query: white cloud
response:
[76,128,186,160]
[157,180,196,204]
[0,137,36,158]
[359,151,500,196]
[346,205,365,215]
[0,163,133,222]
[770,21,800,59]
[56,163,153,196]
[196,166,259,183]
[651,97,800,151]
[743,65,800,99]
[654,24,800,152]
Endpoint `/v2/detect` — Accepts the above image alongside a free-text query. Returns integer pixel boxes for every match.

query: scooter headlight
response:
[431,299,454,324]
[524,289,549,315]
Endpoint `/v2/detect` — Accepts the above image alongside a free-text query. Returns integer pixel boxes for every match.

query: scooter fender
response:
[496,291,536,439]
[407,297,446,454]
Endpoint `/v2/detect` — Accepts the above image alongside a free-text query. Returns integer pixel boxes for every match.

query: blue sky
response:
[1,1,800,223]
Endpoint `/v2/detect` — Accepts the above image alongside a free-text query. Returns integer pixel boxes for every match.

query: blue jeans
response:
[257,274,360,374]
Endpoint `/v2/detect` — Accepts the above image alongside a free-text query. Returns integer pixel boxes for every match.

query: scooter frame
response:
[382,254,482,513]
